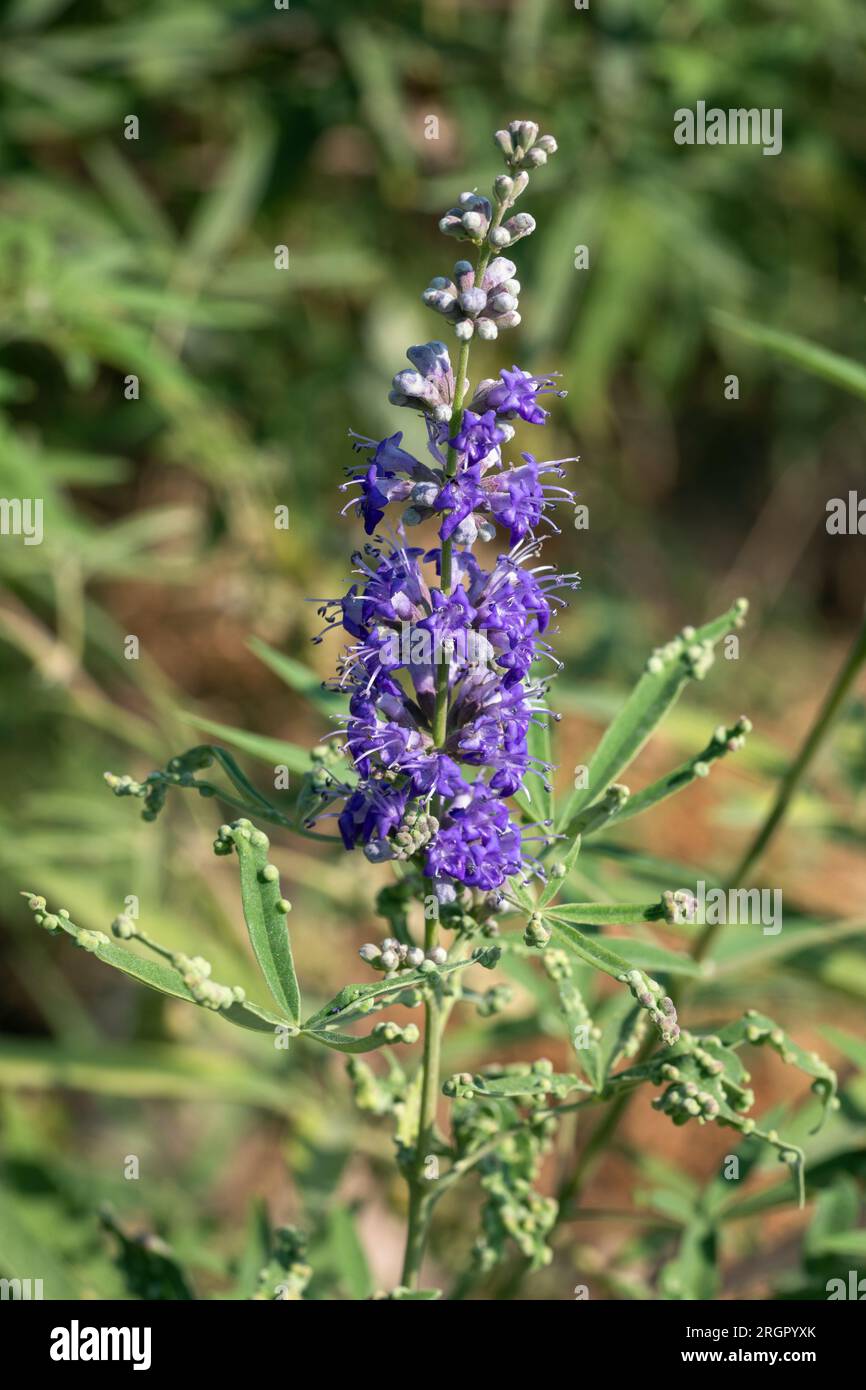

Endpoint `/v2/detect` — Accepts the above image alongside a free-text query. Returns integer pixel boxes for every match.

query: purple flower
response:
[389,342,460,424]
[449,409,507,466]
[338,781,410,854]
[470,366,566,425]
[435,466,488,544]
[424,786,524,890]
[341,433,436,535]
[314,132,573,894]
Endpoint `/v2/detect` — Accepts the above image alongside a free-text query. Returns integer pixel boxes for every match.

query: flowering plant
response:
[23,119,838,1300]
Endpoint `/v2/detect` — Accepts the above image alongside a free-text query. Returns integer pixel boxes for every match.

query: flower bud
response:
[524,915,551,948]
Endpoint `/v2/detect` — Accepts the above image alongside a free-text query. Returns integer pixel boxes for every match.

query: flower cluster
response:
[314,122,577,901]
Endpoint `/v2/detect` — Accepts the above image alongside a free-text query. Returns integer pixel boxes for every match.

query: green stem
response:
[695,607,866,960]
[401,907,445,1288]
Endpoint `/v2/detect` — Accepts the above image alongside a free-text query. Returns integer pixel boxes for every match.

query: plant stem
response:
[694,606,866,959]
[401,909,444,1288]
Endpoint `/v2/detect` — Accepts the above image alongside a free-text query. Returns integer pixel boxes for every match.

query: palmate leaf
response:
[20,886,425,1059]
[299,955,502,1054]
[556,599,748,834]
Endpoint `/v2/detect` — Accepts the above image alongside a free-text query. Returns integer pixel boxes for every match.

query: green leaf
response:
[609,938,703,978]
[101,1209,194,1300]
[822,1026,866,1074]
[248,636,346,717]
[537,833,583,908]
[0,1183,80,1300]
[543,901,664,926]
[0,1038,295,1115]
[604,718,750,829]
[183,713,312,774]
[444,1068,588,1101]
[21,893,289,1035]
[326,1206,373,1300]
[804,1177,860,1260]
[809,1231,866,1258]
[514,711,554,825]
[716,1010,837,1132]
[711,917,866,975]
[542,950,604,1089]
[546,918,700,979]
[227,824,301,1025]
[547,921,634,981]
[712,310,866,402]
[303,957,475,1031]
[660,1216,719,1300]
[303,1027,413,1055]
[556,599,748,832]
[234,1201,273,1299]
